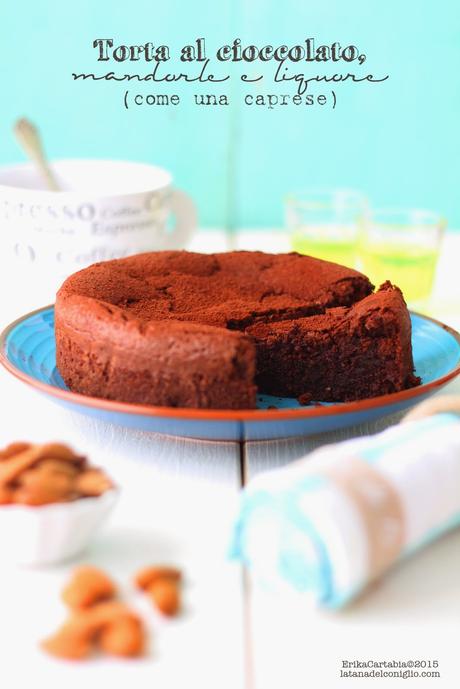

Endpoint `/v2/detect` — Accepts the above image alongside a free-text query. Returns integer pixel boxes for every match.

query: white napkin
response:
[231,412,460,607]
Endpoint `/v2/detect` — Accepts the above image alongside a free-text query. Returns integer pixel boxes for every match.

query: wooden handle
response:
[14,118,60,191]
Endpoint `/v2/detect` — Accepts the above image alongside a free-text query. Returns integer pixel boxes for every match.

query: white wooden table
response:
[0,230,459,689]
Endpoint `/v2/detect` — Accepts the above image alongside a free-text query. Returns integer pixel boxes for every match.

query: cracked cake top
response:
[57,250,373,331]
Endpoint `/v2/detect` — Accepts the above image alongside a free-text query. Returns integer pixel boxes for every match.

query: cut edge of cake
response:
[247,281,421,402]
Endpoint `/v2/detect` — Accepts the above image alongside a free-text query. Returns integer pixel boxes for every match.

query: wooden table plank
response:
[243,411,405,477]
[0,228,458,688]
[247,529,460,689]
[244,377,460,479]
[0,367,245,689]
[244,376,460,689]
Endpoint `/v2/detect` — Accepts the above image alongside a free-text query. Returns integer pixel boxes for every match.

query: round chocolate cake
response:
[55,251,419,409]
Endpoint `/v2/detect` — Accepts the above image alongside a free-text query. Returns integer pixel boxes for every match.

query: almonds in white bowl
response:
[0,442,118,566]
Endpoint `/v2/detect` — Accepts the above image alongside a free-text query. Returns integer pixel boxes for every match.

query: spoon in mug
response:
[14,118,60,191]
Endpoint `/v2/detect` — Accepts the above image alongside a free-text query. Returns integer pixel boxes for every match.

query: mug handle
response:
[167,188,198,249]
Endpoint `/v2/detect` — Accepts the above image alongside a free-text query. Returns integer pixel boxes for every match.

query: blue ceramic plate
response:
[1,306,460,441]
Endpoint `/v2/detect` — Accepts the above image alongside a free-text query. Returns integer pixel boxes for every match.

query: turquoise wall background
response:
[1,0,459,229]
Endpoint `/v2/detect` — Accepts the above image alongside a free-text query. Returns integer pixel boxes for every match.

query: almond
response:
[134,565,182,591]
[62,566,116,610]
[75,469,113,497]
[99,616,145,657]
[148,578,180,617]
[41,602,144,660]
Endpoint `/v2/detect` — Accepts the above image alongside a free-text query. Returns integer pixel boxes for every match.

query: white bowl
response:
[0,489,119,566]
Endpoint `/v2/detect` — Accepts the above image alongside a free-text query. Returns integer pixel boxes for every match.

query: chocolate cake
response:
[55,251,419,409]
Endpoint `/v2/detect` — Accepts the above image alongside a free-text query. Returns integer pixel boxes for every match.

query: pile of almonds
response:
[42,564,182,660]
[0,442,113,506]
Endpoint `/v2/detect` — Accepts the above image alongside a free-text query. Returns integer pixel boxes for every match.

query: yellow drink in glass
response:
[285,190,367,269]
[360,210,445,310]
[360,244,439,305]
[291,233,357,269]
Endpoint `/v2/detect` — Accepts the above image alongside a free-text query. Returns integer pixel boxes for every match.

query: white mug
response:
[0,159,197,312]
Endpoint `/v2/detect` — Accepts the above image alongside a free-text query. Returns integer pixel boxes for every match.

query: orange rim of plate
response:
[1,305,460,423]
